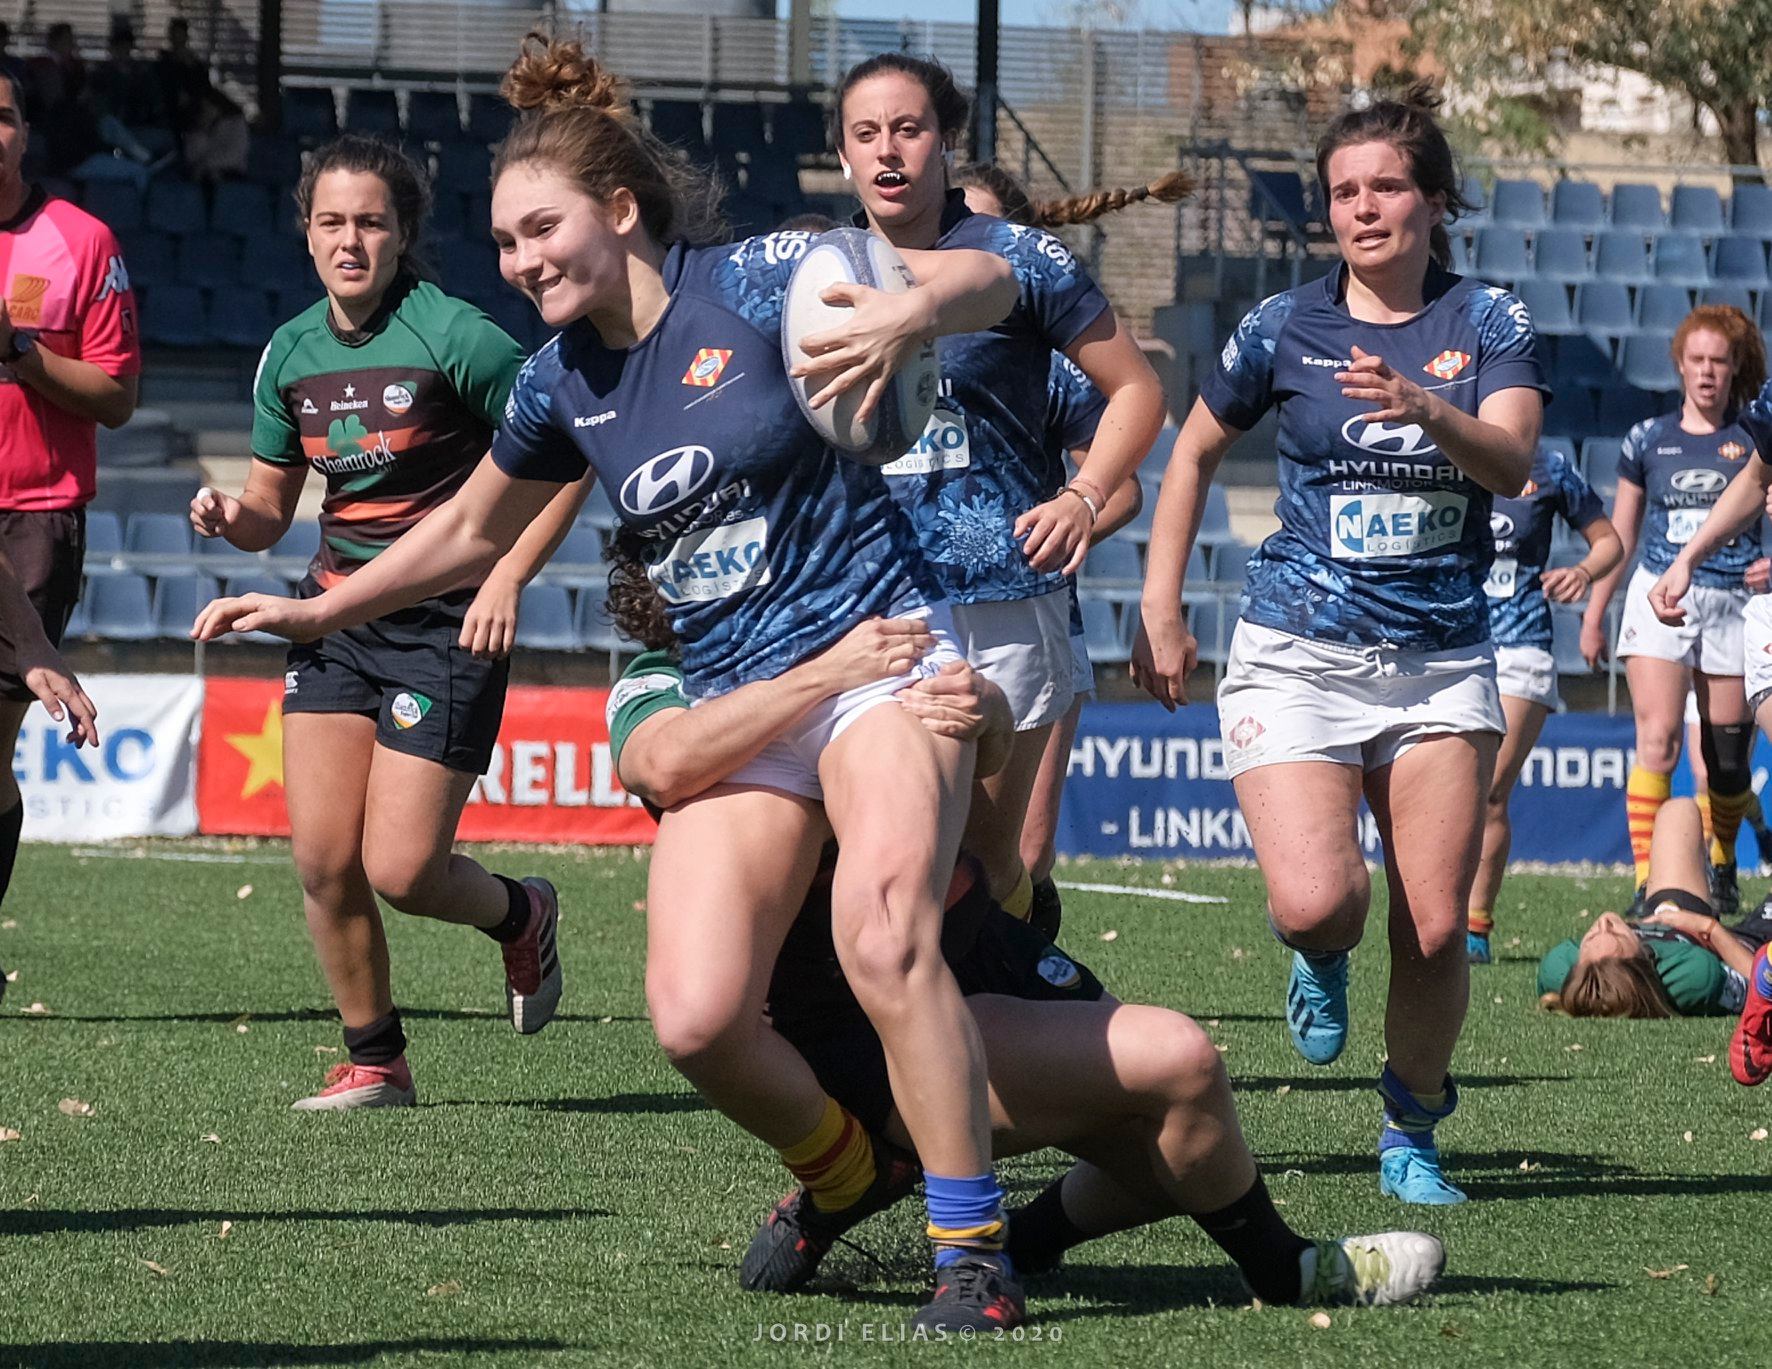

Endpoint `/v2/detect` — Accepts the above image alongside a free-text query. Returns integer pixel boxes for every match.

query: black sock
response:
[1006,1177,1092,1274]
[1028,877,1063,942]
[480,876,533,943]
[1190,1175,1312,1304]
[342,1009,406,1066]
[0,798,23,905]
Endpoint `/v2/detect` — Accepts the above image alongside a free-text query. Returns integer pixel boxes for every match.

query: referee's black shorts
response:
[0,508,85,703]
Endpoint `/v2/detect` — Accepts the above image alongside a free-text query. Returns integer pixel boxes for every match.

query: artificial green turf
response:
[1,844,1768,1368]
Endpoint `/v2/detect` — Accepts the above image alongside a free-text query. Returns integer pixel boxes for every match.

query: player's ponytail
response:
[1315,78,1471,270]
[954,162,1192,229]
[494,33,724,246]
[1671,304,1768,410]
[295,134,435,283]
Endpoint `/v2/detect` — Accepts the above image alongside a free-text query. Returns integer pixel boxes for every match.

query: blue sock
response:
[924,1171,1012,1275]
[1377,1066,1458,1154]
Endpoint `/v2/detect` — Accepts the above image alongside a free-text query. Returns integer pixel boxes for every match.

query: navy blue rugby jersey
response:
[1618,413,1761,587]
[1486,443,1603,649]
[1741,379,1772,460]
[1200,262,1546,650]
[863,191,1111,606]
[491,234,936,697]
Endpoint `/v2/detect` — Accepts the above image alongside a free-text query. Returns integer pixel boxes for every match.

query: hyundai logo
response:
[621,445,717,516]
[1670,468,1726,495]
[1490,513,1515,539]
[1340,415,1439,457]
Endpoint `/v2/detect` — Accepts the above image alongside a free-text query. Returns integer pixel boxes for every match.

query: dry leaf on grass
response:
[1231,947,1246,960]
[0,1127,21,1143]
[1518,1159,1540,1172]
[57,1098,94,1118]
[201,1133,221,1144]
[235,885,253,900]
[1274,1084,1292,1096]
[0,919,15,929]
[1565,1043,1584,1053]
[1703,1274,1721,1297]
[1751,1128,1769,1142]
[1683,1130,1695,1143]
[1100,930,1119,942]
[217,1221,233,1240]
[1696,1055,1716,1065]
[139,1260,170,1278]
[3,969,16,982]
[426,1280,463,1297]
[23,1002,47,1014]
[313,1045,339,1056]
[1308,1311,1332,1330]
[1645,1264,1688,1279]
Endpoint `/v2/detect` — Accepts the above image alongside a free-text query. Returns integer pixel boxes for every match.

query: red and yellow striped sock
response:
[778,1096,877,1214]
[1696,793,1714,856]
[1000,866,1034,922]
[1709,787,1756,865]
[1468,909,1494,938]
[1626,767,1672,887]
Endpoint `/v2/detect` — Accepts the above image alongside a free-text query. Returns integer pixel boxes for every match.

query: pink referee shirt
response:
[0,187,141,510]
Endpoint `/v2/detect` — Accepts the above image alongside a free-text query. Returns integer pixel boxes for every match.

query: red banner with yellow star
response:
[196,677,657,843]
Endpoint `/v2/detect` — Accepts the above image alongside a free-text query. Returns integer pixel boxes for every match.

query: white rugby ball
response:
[782,228,940,467]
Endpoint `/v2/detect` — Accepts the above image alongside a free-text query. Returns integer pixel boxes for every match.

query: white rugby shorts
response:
[1217,620,1505,779]
[1617,565,1747,676]
[950,587,1076,732]
[1495,643,1560,710]
[1745,594,1772,713]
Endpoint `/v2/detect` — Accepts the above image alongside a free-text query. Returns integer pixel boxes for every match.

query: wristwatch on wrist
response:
[1,332,34,366]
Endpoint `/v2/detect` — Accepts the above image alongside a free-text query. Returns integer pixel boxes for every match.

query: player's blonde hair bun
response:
[501,33,634,119]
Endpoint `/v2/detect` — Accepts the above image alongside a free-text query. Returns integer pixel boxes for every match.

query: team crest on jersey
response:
[1423,349,1471,381]
[1720,441,1748,462]
[6,274,48,327]
[1229,715,1264,750]
[382,383,415,416]
[682,347,732,388]
[1035,954,1081,989]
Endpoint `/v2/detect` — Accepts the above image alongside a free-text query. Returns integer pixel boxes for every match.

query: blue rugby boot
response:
[1377,1067,1465,1205]
[1465,931,1491,965]
[1286,949,1350,1065]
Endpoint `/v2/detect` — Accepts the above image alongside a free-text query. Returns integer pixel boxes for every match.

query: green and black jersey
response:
[251,276,526,587]
[605,650,690,779]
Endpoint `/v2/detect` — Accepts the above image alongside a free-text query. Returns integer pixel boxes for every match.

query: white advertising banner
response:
[16,674,202,840]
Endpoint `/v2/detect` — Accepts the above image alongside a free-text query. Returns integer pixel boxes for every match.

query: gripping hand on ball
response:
[791,281,932,428]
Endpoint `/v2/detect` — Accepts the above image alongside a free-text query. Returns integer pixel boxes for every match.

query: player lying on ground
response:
[604,577,1445,1315]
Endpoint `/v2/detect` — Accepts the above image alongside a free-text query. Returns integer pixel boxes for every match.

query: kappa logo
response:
[1670,468,1726,495]
[574,410,618,429]
[1720,441,1748,462]
[682,347,732,388]
[95,255,130,303]
[382,383,415,416]
[1229,715,1264,750]
[390,692,431,730]
[1490,513,1516,540]
[1340,415,1438,458]
[620,445,717,517]
[1423,349,1471,382]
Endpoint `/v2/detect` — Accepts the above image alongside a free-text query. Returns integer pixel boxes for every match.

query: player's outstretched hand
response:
[1541,565,1595,604]
[812,615,935,693]
[791,282,928,427]
[192,592,321,643]
[461,575,520,659]
[1130,611,1195,712]
[189,485,241,540]
[1648,563,1691,626]
[20,647,98,748]
[1335,346,1433,426]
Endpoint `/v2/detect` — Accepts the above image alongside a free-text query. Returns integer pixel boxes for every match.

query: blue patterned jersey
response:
[867,191,1111,605]
[1741,379,1772,461]
[490,236,935,697]
[1486,444,1604,649]
[1199,263,1547,649]
[1618,412,1761,587]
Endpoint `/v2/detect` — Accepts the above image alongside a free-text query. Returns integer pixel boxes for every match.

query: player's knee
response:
[1636,728,1681,774]
[1149,1013,1229,1109]
[361,845,443,913]
[1406,906,1468,962]
[291,843,364,910]
[646,978,748,1071]
[1267,867,1368,943]
[833,879,940,1005]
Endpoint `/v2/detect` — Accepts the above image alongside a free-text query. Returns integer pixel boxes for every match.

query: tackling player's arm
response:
[0,298,138,429]
[615,617,940,809]
[461,471,597,658]
[1649,452,1772,623]
[1541,515,1622,604]
[1131,400,1243,710]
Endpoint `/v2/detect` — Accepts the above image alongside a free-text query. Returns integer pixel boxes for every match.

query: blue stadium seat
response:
[1619,335,1678,393]
[81,180,143,235]
[579,485,617,532]
[434,139,492,196]
[1700,284,1756,316]
[1652,234,1711,286]
[146,179,206,236]
[434,240,500,304]
[1596,385,1662,436]
[1579,436,1618,480]
[345,88,400,135]
[126,512,193,556]
[153,573,220,639]
[1575,280,1635,332]
[1594,232,1653,284]
[175,232,242,290]
[1448,232,1474,274]
[1670,185,1725,235]
[1552,333,1616,388]
[1080,596,1127,661]
[1189,597,1233,666]
[574,587,628,656]
[197,538,261,577]
[1488,179,1545,229]
[1637,282,1694,332]
[122,230,178,287]
[710,102,767,162]
[269,523,318,563]
[1550,180,1606,229]
[1083,540,1141,583]
[1531,228,1589,282]
[1542,386,1594,439]
[648,100,710,163]
[772,99,828,158]
[1712,236,1770,287]
[465,94,513,145]
[1550,605,1591,676]
[516,585,579,651]
[1247,170,1313,234]
[86,511,123,557]
[1609,182,1665,230]
[1457,175,1489,225]
[551,522,604,569]
[212,181,275,241]
[244,133,304,190]
[1205,540,1253,582]
[462,192,492,239]
[1518,280,1575,335]
[406,91,463,142]
[284,87,339,141]
[1473,227,1530,282]
[225,572,294,597]
[209,289,275,349]
[254,234,317,291]
[1730,184,1772,241]
[1198,484,1232,546]
[85,574,157,641]
[140,285,209,346]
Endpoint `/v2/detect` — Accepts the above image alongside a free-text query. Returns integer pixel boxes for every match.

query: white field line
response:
[1054,880,1228,905]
